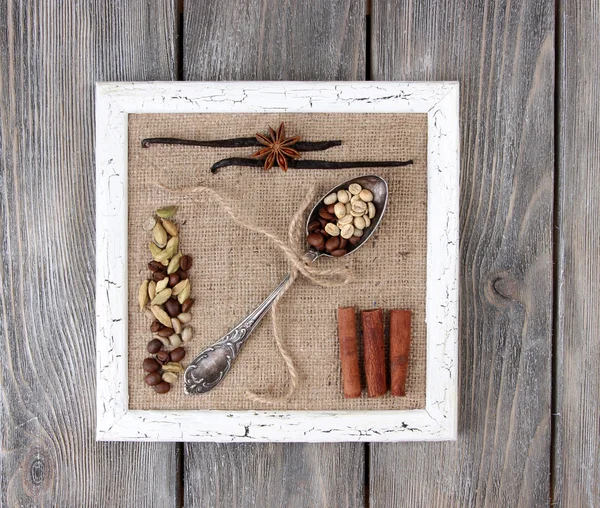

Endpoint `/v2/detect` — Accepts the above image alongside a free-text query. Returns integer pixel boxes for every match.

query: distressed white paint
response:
[96,81,459,442]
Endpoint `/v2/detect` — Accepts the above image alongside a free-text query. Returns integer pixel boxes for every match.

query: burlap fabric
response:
[127,113,428,411]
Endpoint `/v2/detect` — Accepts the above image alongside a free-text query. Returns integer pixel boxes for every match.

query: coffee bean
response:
[158,327,174,338]
[318,217,329,228]
[153,271,167,282]
[325,236,340,252]
[170,347,186,362]
[156,350,170,364]
[177,269,188,280]
[348,235,362,245]
[180,255,193,271]
[145,371,162,386]
[308,220,321,232]
[143,357,160,372]
[320,228,330,238]
[331,249,348,257]
[318,208,335,220]
[168,273,180,287]
[148,260,166,273]
[339,237,348,249]
[181,298,195,313]
[307,232,325,248]
[326,203,336,214]
[147,339,162,354]
[154,381,171,394]
[164,298,182,317]
[150,320,162,333]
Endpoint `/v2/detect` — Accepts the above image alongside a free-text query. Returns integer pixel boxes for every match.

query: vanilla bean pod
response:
[141,137,342,151]
[210,158,414,173]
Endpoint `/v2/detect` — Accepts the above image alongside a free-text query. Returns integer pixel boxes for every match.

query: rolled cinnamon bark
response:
[361,309,387,397]
[337,307,362,398]
[390,310,412,396]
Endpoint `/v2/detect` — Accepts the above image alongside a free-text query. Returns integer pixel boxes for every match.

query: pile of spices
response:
[337,307,412,398]
[307,183,377,256]
[138,206,195,394]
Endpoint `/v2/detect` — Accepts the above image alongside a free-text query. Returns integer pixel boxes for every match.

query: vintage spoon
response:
[184,175,389,395]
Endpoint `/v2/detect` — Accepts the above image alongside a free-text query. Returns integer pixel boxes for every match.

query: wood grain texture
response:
[554,1,600,505]
[0,1,179,506]
[183,0,365,80]
[371,1,554,506]
[183,1,365,506]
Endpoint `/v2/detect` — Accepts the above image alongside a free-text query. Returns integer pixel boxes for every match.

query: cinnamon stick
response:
[390,310,412,396]
[337,307,362,398]
[361,309,387,397]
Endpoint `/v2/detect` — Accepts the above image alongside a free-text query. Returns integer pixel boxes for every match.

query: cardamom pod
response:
[162,362,184,374]
[151,305,172,328]
[153,222,168,248]
[171,317,182,334]
[156,277,169,293]
[156,205,178,219]
[149,242,162,258]
[167,252,182,274]
[177,312,192,323]
[162,219,178,237]
[169,333,182,348]
[171,279,189,296]
[151,288,172,306]
[162,372,178,384]
[143,216,157,231]
[177,282,191,304]
[154,236,179,262]
[154,335,170,347]
[181,326,193,343]
[138,280,149,310]
[148,280,157,300]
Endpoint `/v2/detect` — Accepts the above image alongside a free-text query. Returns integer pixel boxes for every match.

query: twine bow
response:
[157,183,352,403]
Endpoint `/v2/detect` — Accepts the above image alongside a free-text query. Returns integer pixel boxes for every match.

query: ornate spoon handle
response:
[184,250,319,395]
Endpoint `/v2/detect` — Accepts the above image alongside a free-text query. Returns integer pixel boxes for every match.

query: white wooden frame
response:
[96,81,459,442]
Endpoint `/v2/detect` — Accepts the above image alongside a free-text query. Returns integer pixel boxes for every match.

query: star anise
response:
[251,123,301,171]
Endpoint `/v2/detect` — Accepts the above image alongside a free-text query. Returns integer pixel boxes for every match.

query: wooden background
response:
[0,0,596,506]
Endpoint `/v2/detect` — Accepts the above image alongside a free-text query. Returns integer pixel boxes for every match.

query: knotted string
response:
[157,182,352,403]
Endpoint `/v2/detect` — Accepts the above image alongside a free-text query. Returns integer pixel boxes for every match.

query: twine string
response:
[157,183,352,403]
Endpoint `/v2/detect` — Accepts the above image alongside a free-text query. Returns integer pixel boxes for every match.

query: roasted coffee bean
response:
[148,260,166,273]
[307,232,325,248]
[339,237,348,249]
[331,249,348,257]
[170,347,186,362]
[164,298,182,317]
[150,320,162,333]
[156,350,170,364]
[320,229,330,238]
[158,326,174,338]
[326,203,336,214]
[145,371,162,386]
[180,255,193,271]
[168,272,180,287]
[181,298,195,313]
[153,271,167,282]
[308,220,321,232]
[143,357,160,372]
[147,339,162,354]
[154,381,171,394]
[325,236,340,252]
[318,208,335,220]
[318,217,329,228]
[348,235,362,245]
[177,268,188,280]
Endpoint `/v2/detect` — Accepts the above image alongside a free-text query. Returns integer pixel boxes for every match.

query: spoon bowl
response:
[306,175,389,258]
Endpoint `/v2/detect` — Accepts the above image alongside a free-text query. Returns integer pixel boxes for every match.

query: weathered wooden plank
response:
[183,1,366,506]
[0,1,179,506]
[370,1,554,506]
[554,1,600,505]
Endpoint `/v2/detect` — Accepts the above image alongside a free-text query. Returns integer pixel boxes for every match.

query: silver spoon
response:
[184,175,389,395]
